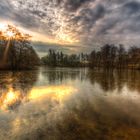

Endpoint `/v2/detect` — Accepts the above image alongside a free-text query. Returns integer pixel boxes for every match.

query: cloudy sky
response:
[0,0,140,56]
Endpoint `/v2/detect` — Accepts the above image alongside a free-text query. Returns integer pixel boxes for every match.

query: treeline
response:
[41,49,89,67]
[41,44,140,70]
[89,44,140,70]
[0,25,40,70]
[0,40,39,70]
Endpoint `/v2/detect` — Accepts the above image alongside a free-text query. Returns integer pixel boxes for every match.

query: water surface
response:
[0,67,140,140]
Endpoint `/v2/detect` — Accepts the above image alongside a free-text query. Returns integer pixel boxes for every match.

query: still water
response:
[0,67,140,140]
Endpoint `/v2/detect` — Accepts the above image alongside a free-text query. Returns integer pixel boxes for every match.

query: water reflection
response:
[40,67,88,84]
[0,67,140,140]
[88,69,140,93]
[0,70,39,110]
[29,85,77,101]
[0,89,21,110]
[0,70,39,93]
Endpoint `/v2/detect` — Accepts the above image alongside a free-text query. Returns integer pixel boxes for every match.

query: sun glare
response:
[0,23,16,39]
[0,90,20,110]
[56,31,79,44]
[0,23,7,31]
[0,23,78,45]
[58,33,74,43]
[6,31,15,38]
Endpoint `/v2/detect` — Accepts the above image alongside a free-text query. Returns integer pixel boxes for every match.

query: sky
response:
[0,0,140,56]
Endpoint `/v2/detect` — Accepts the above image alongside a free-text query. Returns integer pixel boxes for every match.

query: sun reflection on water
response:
[28,85,77,101]
[0,85,77,111]
[0,68,140,139]
[0,89,21,110]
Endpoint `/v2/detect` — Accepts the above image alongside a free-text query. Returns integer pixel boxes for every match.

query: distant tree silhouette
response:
[42,45,140,70]
[89,44,140,70]
[41,49,87,67]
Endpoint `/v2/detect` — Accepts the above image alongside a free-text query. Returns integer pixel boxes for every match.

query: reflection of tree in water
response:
[0,70,39,93]
[42,67,140,93]
[126,70,140,92]
[42,68,88,84]
[115,70,140,93]
[88,69,116,92]
[0,70,39,110]
[88,69,140,93]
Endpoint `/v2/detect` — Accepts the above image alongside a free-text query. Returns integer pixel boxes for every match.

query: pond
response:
[0,67,140,140]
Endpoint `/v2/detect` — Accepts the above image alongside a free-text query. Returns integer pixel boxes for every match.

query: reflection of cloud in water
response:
[0,68,140,140]
[29,85,77,101]
[0,84,140,140]
[0,85,77,111]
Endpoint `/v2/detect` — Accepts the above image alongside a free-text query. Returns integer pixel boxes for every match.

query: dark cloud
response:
[62,0,92,11]
[0,1,13,19]
[124,1,140,14]
[0,0,140,53]
[73,4,106,32]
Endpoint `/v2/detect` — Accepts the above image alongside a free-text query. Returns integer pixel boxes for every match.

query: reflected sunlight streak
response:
[0,90,21,110]
[28,85,77,101]
[0,85,77,111]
